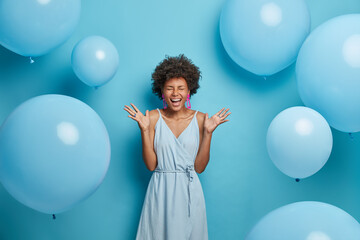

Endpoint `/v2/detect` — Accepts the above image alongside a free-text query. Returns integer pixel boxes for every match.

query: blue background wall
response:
[1,0,360,239]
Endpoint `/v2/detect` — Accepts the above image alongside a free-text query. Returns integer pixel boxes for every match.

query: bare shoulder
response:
[149,109,159,117]
[196,111,206,126]
[196,111,206,118]
[149,109,160,127]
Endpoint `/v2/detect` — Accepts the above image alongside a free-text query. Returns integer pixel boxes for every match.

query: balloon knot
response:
[29,57,34,64]
[349,133,354,139]
[295,178,300,182]
[52,214,56,220]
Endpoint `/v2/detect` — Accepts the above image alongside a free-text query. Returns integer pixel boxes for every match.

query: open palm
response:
[124,103,150,131]
[204,108,231,133]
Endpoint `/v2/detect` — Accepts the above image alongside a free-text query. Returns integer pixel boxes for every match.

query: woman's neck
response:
[162,107,192,120]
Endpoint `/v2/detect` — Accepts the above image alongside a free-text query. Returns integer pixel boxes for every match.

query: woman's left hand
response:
[204,108,231,134]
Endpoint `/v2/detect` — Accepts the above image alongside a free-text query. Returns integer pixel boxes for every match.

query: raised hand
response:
[124,103,150,132]
[204,108,231,134]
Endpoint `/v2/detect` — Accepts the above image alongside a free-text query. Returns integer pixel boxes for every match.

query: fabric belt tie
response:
[154,165,194,217]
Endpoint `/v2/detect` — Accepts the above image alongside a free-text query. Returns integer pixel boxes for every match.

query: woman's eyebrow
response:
[165,85,186,88]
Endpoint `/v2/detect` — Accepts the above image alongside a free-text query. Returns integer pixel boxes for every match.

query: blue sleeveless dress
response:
[136,109,208,240]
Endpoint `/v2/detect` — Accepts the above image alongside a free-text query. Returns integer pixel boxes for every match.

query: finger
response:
[124,107,134,114]
[124,107,136,116]
[130,103,140,113]
[219,120,230,124]
[128,115,138,121]
[124,105,135,113]
[215,108,225,116]
[205,113,209,119]
[145,110,149,117]
[124,105,134,112]
[220,108,230,117]
[124,105,133,110]
[222,112,231,119]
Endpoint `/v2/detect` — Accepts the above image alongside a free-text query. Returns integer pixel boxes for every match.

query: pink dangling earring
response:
[162,94,167,109]
[186,94,191,109]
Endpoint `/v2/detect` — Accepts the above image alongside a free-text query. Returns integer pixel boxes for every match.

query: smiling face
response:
[162,77,190,111]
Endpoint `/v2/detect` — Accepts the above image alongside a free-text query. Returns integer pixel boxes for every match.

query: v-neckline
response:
[159,109,197,140]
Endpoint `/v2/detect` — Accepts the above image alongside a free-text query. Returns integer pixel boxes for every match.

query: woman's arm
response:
[194,116,212,173]
[140,110,159,171]
[140,126,157,171]
[194,108,231,173]
[124,104,158,171]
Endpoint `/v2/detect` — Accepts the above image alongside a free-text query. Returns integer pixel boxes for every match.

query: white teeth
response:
[171,99,181,102]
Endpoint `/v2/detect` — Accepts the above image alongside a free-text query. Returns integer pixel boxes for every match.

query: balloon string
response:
[29,57,34,64]
[52,214,56,220]
[263,76,267,81]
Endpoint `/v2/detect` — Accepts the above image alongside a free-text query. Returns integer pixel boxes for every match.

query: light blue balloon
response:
[220,0,310,76]
[71,36,119,88]
[296,14,360,133]
[0,0,81,57]
[246,201,360,240]
[0,95,110,214]
[266,107,332,179]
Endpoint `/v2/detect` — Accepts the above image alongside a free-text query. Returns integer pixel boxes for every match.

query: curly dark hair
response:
[152,54,201,100]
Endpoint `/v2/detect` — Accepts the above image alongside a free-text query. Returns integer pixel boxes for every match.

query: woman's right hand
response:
[124,103,150,132]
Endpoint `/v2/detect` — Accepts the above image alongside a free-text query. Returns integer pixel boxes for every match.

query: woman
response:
[124,55,230,240]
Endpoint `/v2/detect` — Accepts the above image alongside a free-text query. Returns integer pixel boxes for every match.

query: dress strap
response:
[194,110,198,118]
[192,111,199,125]
[156,108,162,116]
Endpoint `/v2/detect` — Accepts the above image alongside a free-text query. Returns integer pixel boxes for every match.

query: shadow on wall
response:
[0,44,95,116]
[0,45,27,72]
[52,68,93,103]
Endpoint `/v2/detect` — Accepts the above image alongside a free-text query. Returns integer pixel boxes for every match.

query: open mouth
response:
[170,98,182,107]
